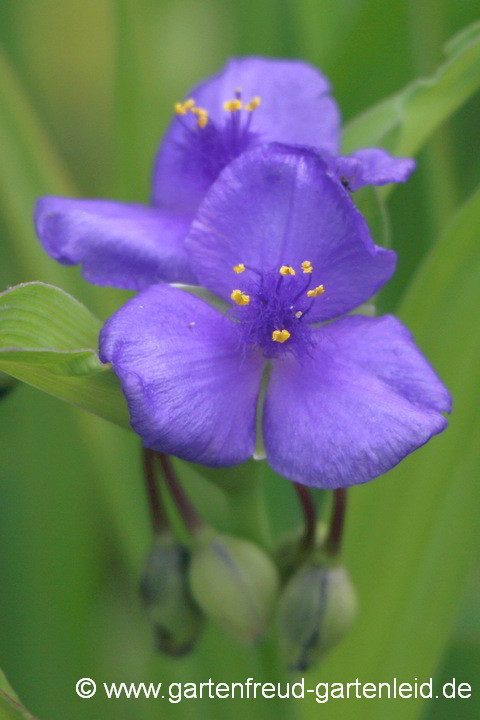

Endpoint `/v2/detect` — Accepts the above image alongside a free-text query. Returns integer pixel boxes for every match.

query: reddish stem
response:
[325,488,347,556]
[294,482,316,550]
[143,448,167,533]
[157,453,203,533]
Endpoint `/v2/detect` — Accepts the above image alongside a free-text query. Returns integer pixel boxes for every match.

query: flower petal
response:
[333,149,416,191]
[35,197,196,289]
[100,284,264,465]
[185,144,396,321]
[264,315,450,488]
[152,57,340,212]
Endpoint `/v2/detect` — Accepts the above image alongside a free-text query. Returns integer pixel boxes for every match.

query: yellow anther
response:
[307,285,325,298]
[231,289,250,306]
[183,98,196,111]
[272,329,291,343]
[245,95,261,111]
[233,263,245,274]
[175,102,187,115]
[301,260,313,274]
[295,311,303,318]
[279,265,296,276]
[223,98,243,112]
[195,110,208,128]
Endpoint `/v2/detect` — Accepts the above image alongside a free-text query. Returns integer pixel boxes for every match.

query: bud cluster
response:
[140,519,356,671]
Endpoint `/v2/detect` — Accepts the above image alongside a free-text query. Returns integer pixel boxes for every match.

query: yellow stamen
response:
[175,98,207,126]
[295,311,303,318]
[307,285,325,298]
[231,289,250,306]
[272,329,291,343]
[279,265,296,276]
[223,98,243,112]
[301,260,313,274]
[195,109,208,128]
[246,95,261,111]
[233,263,245,274]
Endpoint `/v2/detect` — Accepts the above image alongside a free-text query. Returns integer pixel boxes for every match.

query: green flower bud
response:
[278,561,357,671]
[140,532,204,656]
[189,530,279,645]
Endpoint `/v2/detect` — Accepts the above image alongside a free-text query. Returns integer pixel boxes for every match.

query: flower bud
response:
[189,530,279,645]
[140,532,204,656]
[278,561,357,671]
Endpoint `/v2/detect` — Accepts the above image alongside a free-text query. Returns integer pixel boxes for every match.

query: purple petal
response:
[35,197,196,289]
[185,144,396,322]
[152,57,340,212]
[264,315,450,488]
[333,149,416,191]
[100,285,264,465]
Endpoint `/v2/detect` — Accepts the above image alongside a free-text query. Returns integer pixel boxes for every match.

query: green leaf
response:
[343,21,480,161]
[0,281,101,348]
[0,282,129,428]
[0,669,38,720]
[310,183,480,720]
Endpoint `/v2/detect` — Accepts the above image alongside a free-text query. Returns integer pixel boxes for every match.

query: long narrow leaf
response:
[343,21,480,159]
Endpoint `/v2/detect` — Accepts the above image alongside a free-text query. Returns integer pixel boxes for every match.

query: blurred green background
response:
[1,1,479,719]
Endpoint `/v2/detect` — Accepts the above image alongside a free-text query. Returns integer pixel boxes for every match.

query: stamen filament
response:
[293,273,313,302]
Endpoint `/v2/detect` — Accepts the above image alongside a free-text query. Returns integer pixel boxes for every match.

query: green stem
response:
[227,464,298,715]
[227,461,273,552]
[257,634,298,720]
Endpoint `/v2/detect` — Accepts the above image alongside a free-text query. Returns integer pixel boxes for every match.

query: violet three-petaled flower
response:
[35,57,415,292]
[99,145,450,489]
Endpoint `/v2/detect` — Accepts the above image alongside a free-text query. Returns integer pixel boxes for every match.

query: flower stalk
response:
[325,488,347,557]
[157,453,203,534]
[143,448,167,533]
[293,482,316,552]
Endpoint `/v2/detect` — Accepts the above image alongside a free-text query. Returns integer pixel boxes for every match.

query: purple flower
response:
[35,57,414,292]
[99,145,450,489]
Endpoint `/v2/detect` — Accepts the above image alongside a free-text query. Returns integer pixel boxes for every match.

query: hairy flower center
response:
[173,90,262,182]
[229,262,325,359]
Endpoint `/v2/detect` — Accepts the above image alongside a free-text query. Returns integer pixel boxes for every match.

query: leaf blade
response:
[343,21,480,158]
[0,282,129,428]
